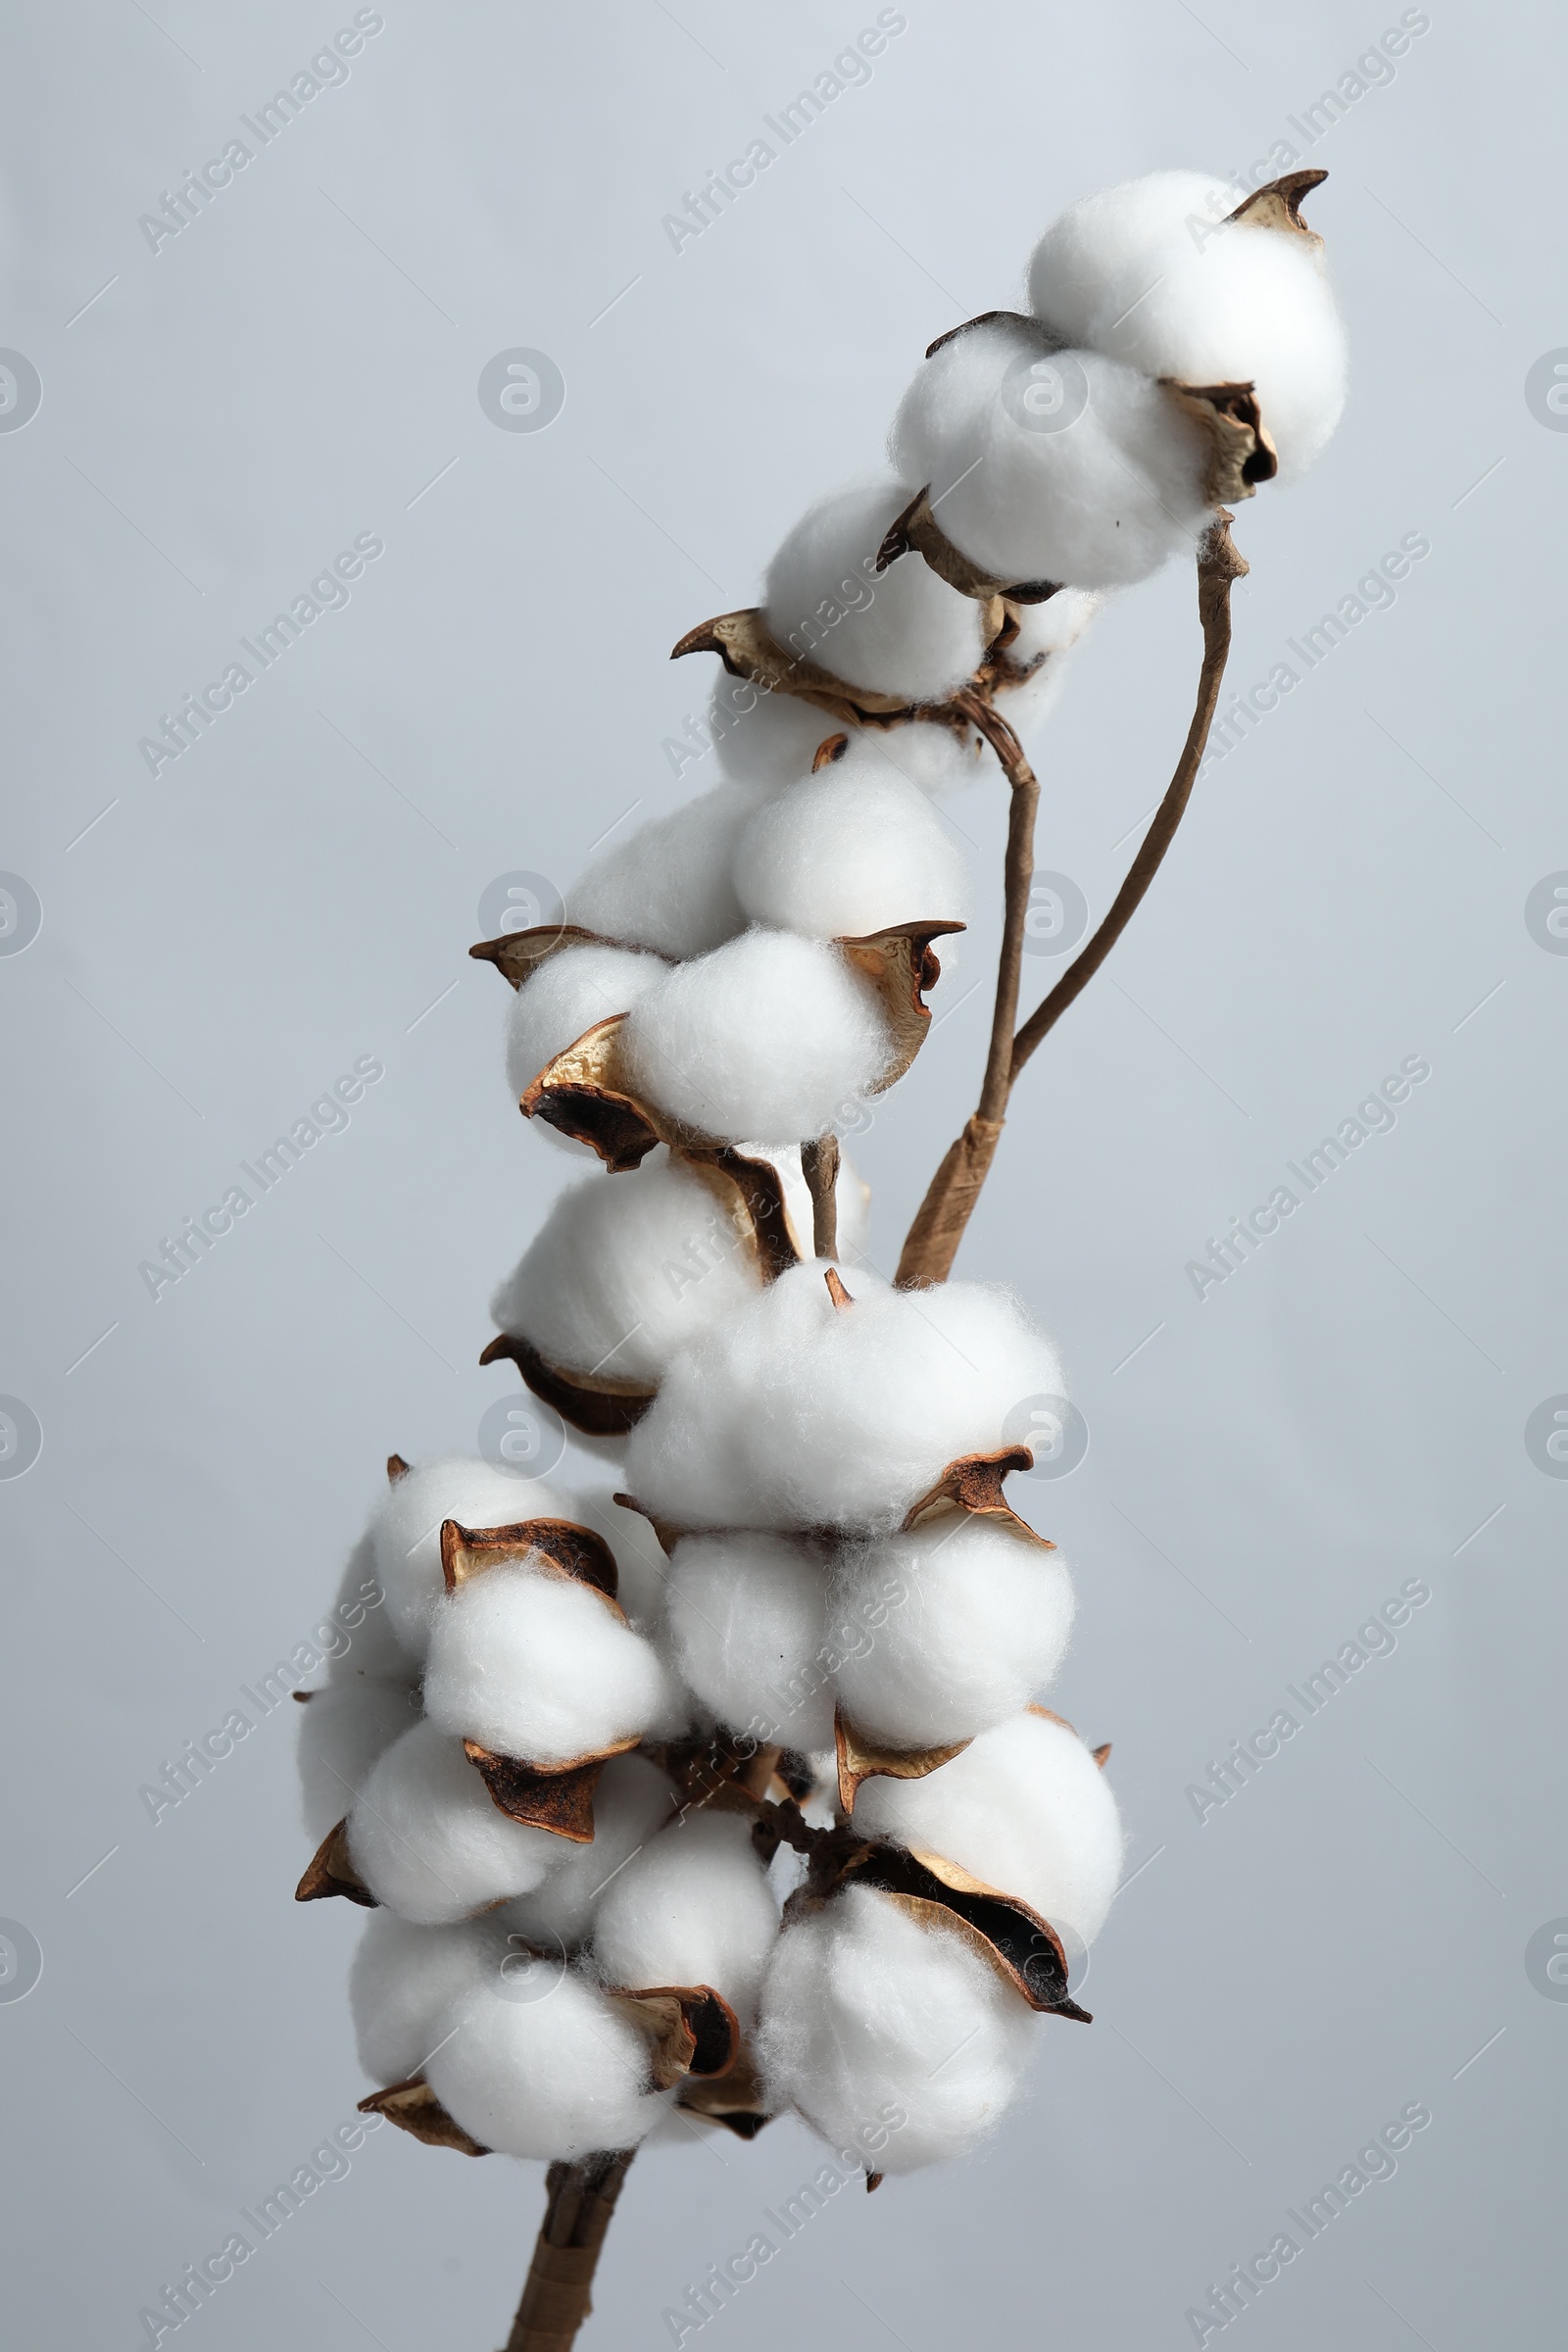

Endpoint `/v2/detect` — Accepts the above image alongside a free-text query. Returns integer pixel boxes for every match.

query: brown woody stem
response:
[895,514,1247,1290]
[505,2149,636,2352]
[801,1134,841,1259]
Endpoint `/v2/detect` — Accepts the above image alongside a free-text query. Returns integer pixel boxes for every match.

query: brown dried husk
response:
[479,1330,657,1438]
[670,607,977,735]
[676,2040,773,2138]
[295,1818,376,1907]
[1228,166,1328,243]
[1160,378,1278,504]
[834,1708,971,1814]
[358,2075,490,2156]
[438,1514,620,1601]
[877,483,1061,609]
[607,1984,740,2089]
[838,1843,1091,2021]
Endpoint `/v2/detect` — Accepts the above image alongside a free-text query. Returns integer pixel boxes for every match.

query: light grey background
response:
[2,2,1562,2346]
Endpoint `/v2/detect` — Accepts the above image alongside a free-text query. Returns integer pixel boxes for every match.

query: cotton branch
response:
[896,514,1246,1289]
[506,2149,637,2352]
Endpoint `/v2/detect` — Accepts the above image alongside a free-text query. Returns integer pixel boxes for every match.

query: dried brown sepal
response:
[1093,1741,1112,1769]
[438,1515,622,1604]
[671,608,925,731]
[842,1842,1090,2020]
[866,2172,884,2193]
[464,1741,634,1842]
[1227,167,1328,244]
[386,1452,410,1483]
[640,1732,784,1819]
[293,1689,313,1703]
[839,920,966,1092]
[479,1329,658,1438]
[295,1819,376,1907]
[1161,379,1278,504]
[924,308,1037,361]
[811,732,849,771]
[834,1707,972,1815]
[876,484,1061,610]
[676,2042,773,2137]
[900,1445,1055,1555]
[824,1266,854,1311]
[357,2076,489,2157]
[610,1491,685,1558]
[518,1013,665,1171]
[611,1984,741,2089]
[682,1146,802,1282]
[467,921,609,993]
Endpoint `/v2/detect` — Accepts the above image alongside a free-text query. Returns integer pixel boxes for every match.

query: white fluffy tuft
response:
[764,480,988,702]
[853,1710,1124,1944]
[499,1754,678,1948]
[665,1531,832,1750]
[505,943,670,1101]
[370,1455,575,1655]
[427,1966,670,2161]
[617,931,894,1148]
[348,1910,504,2086]
[422,1559,678,1765]
[565,786,762,960]
[731,764,966,938]
[346,1720,566,1925]
[709,674,848,791]
[756,1885,1035,2171]
[298,1679,421,1842]
[592,1812,780,2025]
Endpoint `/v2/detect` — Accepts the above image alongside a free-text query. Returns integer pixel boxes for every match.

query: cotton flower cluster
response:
[298,162,1343,2194]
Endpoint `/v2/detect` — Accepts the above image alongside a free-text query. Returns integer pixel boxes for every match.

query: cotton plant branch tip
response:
[437,1516,622,1603]
[358,2075,491,2157]
[479,1329,657,1439]
[834,1707,972,1815]
[295,1817,377,1906]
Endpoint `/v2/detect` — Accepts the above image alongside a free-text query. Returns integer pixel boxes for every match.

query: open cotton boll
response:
[490,1153,765,1392]
[832,1520,1075,1748]
[298,1678,421,1842]
[1027,171,1347,478]
[624,1259,1065,1534]
[423,1560,676,1765]
[427,1966,670,2162]
[757,1886,1034,2172]
[764,480,989,703]
[666,1532,832,1750]
[854,1710,1124,1946]
[349,1910,505,2086]
[346,1720,565,1925]
[709,673,848,791]
[892,318,1209,591]
[592,1813,780,2025]
[505,943,670,1100]
[370,1455,576,1655]
[565,786,761,961]
[731,766,966,939]
[617,931,894,1149]
[499,1754,678,1949]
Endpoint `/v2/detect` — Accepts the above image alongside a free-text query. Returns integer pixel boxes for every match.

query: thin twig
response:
[802,1134,841,1259]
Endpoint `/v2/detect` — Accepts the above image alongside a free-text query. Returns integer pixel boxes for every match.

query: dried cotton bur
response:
[296,157,1346,2350]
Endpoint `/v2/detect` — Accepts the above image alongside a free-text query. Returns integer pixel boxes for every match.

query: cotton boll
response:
[1027,172,1347,477]
[427,1966,670,2161]
[732,766,966,939]
[624,1259,1065,1534]
[852,722,981,798]
[298,1678,421,1842]
[617,931,894,1149]
[490,1153,765,1392]
[666,1532,832,1750]
[505,943,670,1100]
[709,673,848,790]
[892,318,1209,591]
[764,480,989,703]
[346,1720,565,1925]
[592,1813,780,2025]
[326,1532,422,1685]
[370,1455,576,1655]
[832,1520,1075,1749]
[349,1910,505,2085]
[565,787,762,960]
[854,1710,1124,1946]
[499,1754,679,1949]
[756,1886,1034,2172]
[423,1560,677,1765]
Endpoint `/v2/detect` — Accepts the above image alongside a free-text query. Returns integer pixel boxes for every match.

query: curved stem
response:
[506,2149,636,2352]
[895,514,1246,1290]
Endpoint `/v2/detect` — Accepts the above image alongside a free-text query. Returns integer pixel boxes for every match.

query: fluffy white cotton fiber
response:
[757,1885,1034,2171]
[422,1559,677,1764]
[326,1532,421,1685]
[298,1678,422,1843]
[623,1260,1064,1534]
[427,1966,670,2161]
[854,1710,1124,1945]
[490,1152,765,1390]
[349,1909,505,2086]
[709,673,849,791]
[500,1753,678,1949]
[731,764,966,938]
[566,786,761,961]
[617,931,894,1148]
[370,1455,576,1654]
[665,1531,832,1749]
[346,1720,565,1925]
[593,1813,780,2024]
[893,317,1209,590]
[764,480,989,703]
[505,943,670,1100]
[833,1519,1075,1748]
[1026,170,1347,478]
